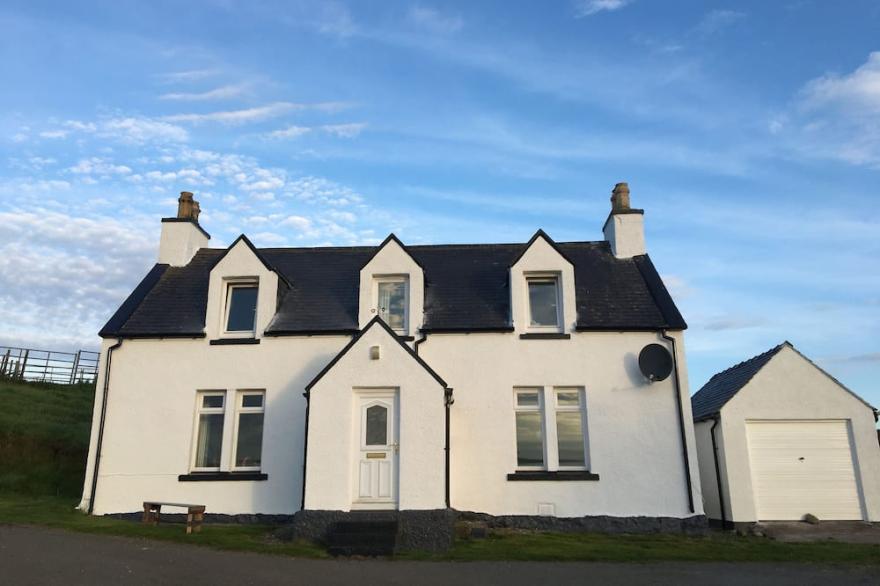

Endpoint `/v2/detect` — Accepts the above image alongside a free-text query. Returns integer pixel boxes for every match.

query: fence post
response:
[19,350,29,381]
[0,349,8,377]
[70,351,81,385]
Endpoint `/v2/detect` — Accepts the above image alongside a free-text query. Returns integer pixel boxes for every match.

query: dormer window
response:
[374,276,408,333]
[224,281,258,335]
[527,275,561,331]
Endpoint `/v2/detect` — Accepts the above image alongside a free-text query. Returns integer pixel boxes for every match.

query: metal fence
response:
[0,346,100,385]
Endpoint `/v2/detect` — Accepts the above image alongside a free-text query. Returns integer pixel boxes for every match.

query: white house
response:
[692,342,880,529]
[78,184,705,540]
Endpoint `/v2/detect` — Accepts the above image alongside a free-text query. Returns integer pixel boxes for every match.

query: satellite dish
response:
[639,344,673,382]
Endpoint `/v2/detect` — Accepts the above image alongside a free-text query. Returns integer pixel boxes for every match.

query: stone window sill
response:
[178,472,268,482]
[507,470,599,481]
[209,338,261,345]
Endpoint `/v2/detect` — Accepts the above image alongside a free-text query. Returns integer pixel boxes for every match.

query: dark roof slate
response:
[101,239,688,338]
[690,343,786,421]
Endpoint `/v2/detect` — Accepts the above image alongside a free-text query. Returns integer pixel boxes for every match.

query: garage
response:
[691,342,880,527]
[746,420,862,521]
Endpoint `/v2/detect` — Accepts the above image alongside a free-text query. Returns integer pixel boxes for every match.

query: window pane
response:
[365,405,388,445]
[242,394,263,408]
[516,412,544,467]
[516,392,539,407]
[226,286,258,332]
[557,412,586,467]
[378,281,406,330]
[202,395,224,409]
[528,280,559,327]
[557,391,580,407]
[195,413,224,468]
[235,413,264,468]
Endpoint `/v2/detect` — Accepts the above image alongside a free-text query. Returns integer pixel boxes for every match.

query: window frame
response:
[222,278,259,338]
[525,273,562,333]
[372,275,409,334]
[513,387,547,471]
[553,387,589,471]
[231,390,266,472]
[190,391,227,472]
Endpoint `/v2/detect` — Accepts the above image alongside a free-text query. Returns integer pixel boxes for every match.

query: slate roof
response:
[692,341,876,421]
[690,343,787,421]
[101,237,687,338]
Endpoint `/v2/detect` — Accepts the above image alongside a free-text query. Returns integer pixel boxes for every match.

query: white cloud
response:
[695,9,746,37]
[322,122,367,138]
[64,120,98,132]
[68,157,132,176]
[157,69,219,83]
[39,129,68,139]
[11,132,28,143]
[159,84,247,101]
[800,52,880,114]
[163,101,348,125]
[574,0,632,18]
[285,176,364,206]
[268,125,312,139]
[408,6,463,34]
[280,215,312,231]
[101,117,189,143]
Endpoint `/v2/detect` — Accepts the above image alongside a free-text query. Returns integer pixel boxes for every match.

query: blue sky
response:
[0,0,878,404]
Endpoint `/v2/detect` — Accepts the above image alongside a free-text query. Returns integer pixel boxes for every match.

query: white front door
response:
[353,391,398,509]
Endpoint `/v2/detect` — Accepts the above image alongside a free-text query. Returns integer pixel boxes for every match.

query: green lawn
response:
[1,379,878,564]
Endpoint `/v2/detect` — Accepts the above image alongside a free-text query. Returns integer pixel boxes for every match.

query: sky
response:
[0,0,878,404]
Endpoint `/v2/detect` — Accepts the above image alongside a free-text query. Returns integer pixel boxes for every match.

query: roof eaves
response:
[98,264,169,337]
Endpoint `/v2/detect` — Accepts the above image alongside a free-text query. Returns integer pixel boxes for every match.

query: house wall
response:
[304,325,447,511]
[80,329,703,519]
[420,329,702,518]
[713,346,880,523]
[693,419,729,522]
[79,335,349,515]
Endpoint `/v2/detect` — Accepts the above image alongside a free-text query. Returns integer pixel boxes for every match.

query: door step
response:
[326,519,399,556]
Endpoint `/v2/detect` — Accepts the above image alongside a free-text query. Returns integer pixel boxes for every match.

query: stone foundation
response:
[276,510,708,552]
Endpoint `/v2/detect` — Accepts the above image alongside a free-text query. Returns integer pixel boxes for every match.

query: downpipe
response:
[710,415,727,528]
[87,339,123,515]
[661,330,695,514]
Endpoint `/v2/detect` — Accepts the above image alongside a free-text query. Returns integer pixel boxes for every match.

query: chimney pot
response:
[177,191,195,219]
[611,182,631,212]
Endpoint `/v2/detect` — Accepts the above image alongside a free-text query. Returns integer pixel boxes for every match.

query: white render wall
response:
[305,324,447,511]
[694,345,880,523]
[80,329,702,519]
[157,221,209,266]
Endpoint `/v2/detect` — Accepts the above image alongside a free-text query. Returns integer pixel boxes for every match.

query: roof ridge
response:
[702,342,785,386]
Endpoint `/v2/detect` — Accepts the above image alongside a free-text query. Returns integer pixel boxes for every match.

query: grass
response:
[0,494,327,558]
[0,379,96,496]
[1,379,878,564]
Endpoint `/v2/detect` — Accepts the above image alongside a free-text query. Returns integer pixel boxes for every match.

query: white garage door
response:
[746,420,863,521]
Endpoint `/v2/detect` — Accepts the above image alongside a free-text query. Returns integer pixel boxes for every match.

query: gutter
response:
[710,415,727,528]
[87,339,123,515]
[661,330,695,514]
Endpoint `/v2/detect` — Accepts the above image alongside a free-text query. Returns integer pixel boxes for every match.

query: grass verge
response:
[0,494,327,558]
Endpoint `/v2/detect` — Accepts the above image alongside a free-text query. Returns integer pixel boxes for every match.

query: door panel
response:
[353,392,398,508]
[746,420,862,521]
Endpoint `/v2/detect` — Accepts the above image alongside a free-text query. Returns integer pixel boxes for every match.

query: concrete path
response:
[0,525,876,585]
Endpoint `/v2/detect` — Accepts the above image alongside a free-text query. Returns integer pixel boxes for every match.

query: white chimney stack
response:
[602,182,645,258]
[158,191,210,266]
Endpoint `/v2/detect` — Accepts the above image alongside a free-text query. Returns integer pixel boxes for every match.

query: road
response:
[0,525,876,585]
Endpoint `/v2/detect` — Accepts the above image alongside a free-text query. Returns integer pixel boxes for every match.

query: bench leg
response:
[187,507,205,534]
[142,504,160,526]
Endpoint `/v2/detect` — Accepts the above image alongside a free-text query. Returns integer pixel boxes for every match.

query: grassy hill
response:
[0,379,95,497]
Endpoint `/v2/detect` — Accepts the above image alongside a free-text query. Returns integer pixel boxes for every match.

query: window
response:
[233,391,265,470]
[514,389,545,468]
[513,386,589,471]
[527,276,561,330]
[193,392,226,470]
[365,404,388,446]
[555,389,587,469]
[374,276,408,332]
[224,282,258,334]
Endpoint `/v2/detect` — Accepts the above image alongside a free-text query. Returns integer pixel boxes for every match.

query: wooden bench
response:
[142,501,206,534]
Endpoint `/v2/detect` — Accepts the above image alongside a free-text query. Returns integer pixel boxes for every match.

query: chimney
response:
[158,191,210,266]
[602,182,645,258]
